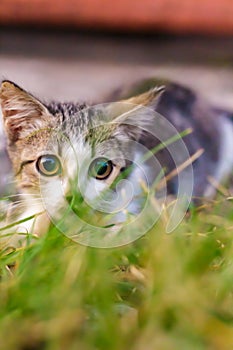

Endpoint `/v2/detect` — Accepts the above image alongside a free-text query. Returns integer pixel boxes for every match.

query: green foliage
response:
[0,198,233,350]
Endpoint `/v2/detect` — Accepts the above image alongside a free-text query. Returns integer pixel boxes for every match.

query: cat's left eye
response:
[89,158,113,180]
[36,155,62,177]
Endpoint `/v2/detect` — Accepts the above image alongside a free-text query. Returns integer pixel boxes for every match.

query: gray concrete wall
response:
[1,30,233,108]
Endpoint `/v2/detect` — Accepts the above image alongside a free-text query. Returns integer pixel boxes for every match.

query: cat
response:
[0,79,233,248]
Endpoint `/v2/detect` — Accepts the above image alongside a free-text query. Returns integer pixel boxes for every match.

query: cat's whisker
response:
[11,202,42,209]
[4,179,18,186]
[12,198,42,205]
[2,193,41,199]
[7,198,42,208]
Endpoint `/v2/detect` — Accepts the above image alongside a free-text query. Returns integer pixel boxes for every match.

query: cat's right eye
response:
[36,155,62,177]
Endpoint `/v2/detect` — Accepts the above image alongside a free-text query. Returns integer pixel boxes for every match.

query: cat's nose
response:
[65,194,74,205]
[65,191,84,206]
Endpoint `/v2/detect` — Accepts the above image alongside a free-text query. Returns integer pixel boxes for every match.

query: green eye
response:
[36,155,62,177]
[89,158,113,180]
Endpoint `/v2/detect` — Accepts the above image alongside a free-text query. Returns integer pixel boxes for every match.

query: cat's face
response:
[0,81,163,229]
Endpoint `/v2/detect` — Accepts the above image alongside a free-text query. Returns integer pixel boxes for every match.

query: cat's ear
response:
[0,80,52,143]
[121,85,165,107]
[108,86,165,140]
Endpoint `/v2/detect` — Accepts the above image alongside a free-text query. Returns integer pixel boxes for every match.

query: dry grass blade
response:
[156,148,204,191]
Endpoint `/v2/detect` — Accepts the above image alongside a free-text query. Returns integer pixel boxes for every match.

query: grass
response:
[0,196,233,350]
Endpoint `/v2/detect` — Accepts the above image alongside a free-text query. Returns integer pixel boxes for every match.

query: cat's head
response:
[0,80,164,225]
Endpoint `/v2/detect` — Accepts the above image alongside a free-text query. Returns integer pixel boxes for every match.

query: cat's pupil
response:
[95,161,108,175]
[43,158,57,172]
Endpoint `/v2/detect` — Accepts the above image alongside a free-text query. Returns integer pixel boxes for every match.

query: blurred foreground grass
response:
[0,197,233,350]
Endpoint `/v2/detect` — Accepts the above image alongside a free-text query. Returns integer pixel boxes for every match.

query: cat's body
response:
[0,79,233,247]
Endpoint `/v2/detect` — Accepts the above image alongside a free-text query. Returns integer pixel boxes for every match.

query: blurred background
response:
[0,0,233,107]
